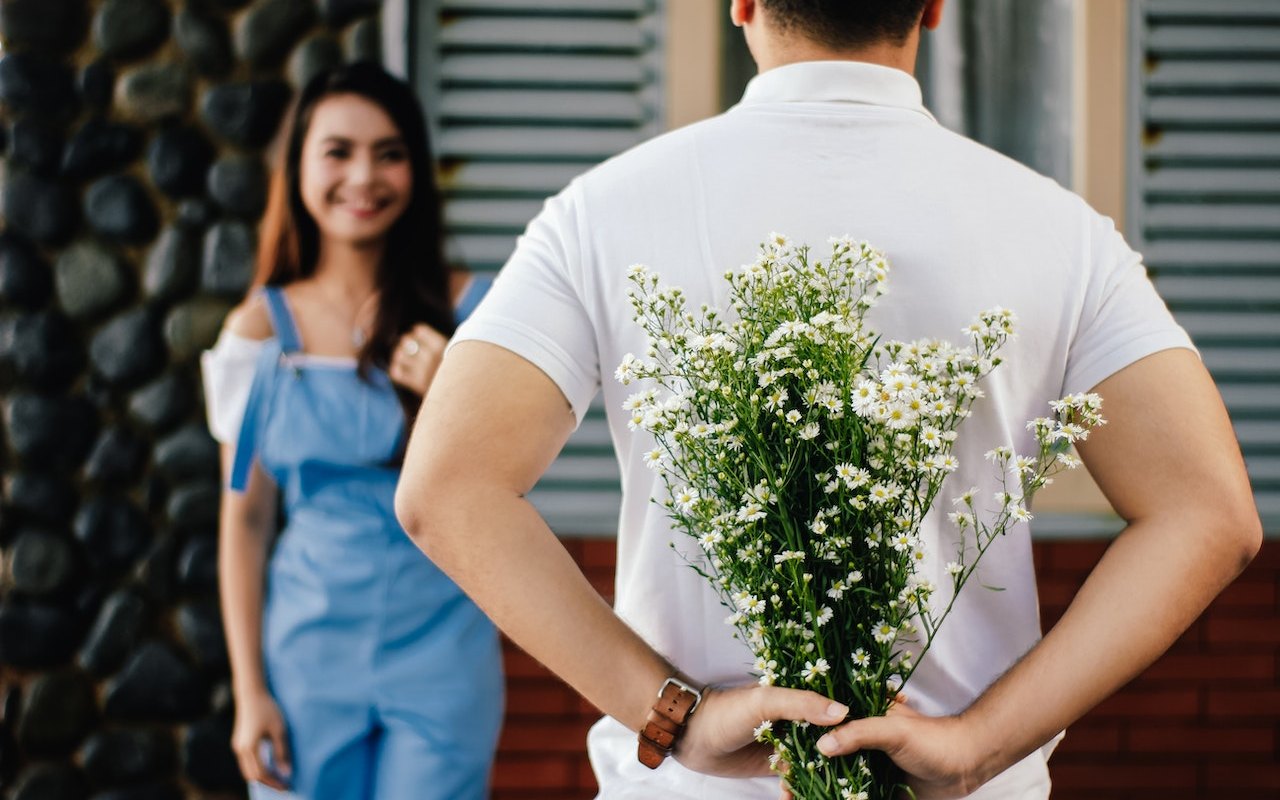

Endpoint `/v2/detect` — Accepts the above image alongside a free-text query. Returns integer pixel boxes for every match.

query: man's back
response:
[455,60,1192,798]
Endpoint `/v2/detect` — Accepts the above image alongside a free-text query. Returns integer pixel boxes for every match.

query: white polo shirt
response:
[454,61,1193,799]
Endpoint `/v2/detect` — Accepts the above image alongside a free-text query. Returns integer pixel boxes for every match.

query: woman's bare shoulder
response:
[224,293,274,341]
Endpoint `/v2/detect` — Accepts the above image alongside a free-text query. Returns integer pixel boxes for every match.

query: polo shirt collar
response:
[738,60,936,122]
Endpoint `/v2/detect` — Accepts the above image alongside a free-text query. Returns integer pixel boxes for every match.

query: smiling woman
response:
[299,96,413,245]
[199,63,502,800]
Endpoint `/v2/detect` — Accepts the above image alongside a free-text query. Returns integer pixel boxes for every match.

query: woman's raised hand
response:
[389,324,448,396]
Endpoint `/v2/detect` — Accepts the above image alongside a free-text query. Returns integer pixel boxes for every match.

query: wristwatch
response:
[637,676,704,769]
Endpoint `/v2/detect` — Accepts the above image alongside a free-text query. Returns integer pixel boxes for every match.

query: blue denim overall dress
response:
[229,287,502,799]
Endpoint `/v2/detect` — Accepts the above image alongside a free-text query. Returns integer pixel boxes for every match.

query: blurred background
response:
[0,0,1275,797]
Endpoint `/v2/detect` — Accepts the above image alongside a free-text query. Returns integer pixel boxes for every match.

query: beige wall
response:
[665,0,724,130]
[1074,0,1129,226]
[1039,0,1129,514]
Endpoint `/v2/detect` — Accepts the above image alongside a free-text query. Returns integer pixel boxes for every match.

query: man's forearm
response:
[395,341,689,736]
[960,511,1257,783]
[400,480,673,733]
[958,352,1263,783]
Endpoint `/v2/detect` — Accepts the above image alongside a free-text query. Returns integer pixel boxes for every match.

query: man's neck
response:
[755,37,920,76]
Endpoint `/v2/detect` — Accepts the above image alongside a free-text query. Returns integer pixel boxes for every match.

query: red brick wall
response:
[492,539,1280,799]
[1040,540,1280,798]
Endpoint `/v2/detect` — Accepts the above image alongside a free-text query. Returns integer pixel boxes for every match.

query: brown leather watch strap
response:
[637,677,702,769]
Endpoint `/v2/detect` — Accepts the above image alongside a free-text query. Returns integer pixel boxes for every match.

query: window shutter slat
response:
[1154,274,1280,303]
[444,163,589,196]
[441,0,650,15]
[438,127,647,160]
[1146,26,1280,56]
[1144,131,1280,161]
[1143,241,1280,271]
[439,18,649,53]
[1133,0,1280,530]
[1145,167,1280,196]
[1144,0,1280,21]
[421,1,661,537]
[441,55,649,88]
[1149,61,1280,90]
[1147,97,1280,128]
[441,90,650,125]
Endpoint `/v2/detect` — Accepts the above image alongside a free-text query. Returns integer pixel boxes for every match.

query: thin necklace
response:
[311,283,380,349]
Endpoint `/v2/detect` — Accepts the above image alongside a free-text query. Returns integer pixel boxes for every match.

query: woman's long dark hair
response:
[253,62,454,427]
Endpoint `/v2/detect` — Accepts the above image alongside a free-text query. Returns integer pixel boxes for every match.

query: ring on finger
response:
[404,338,420,356]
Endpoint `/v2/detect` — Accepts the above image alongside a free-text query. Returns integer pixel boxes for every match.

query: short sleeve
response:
[1062,212,1197,396]
[448,184,599,425]
[201,332,266,444]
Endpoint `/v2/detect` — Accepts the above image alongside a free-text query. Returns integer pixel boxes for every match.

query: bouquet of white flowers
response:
[617,235,1104,799]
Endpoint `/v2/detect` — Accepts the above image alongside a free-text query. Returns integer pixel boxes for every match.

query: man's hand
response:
[805,699,979,800]
[675,684,849,777]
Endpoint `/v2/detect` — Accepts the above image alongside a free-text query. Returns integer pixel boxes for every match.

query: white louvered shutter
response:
[416,0,664,534]
[1130,0,1280,528]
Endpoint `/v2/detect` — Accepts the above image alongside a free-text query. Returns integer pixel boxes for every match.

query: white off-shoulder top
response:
[200,331,265,446]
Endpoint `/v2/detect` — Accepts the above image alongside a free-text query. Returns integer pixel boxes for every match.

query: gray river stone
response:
[84,175,159,246]
[175,6,233,78]
[154,423,220,483]
[90,307,167,389]
[82,728,175,786]
[0,233,53,309]
[62,118,144,182]
[85,426,149,485]
[207,154,266,218]
[0,0,88,53]
[289,33,342,89]
[79,58,115,113]
[6,471,77,527]
[201,221,255,297]
[0,311,83,390]
[3,171,79,245]
[93,0,171,60]
[8,528,79,597]
[145,225,201,302]
[3,391,98,471]
[73,495,152,576]
[11,761,90,800]
[8,117,64,176]
[55,241,130,321]
[16,669,97,755]
[164,298,231,362]
[117,63,192,124]
[199,79,290,148]
[236,0,316,69]
[0,601,80,668]
[104,641,208,722]
[147,126,214,199]
[0,52,78,120]
[128,370,195,433]
[79,588,150,676]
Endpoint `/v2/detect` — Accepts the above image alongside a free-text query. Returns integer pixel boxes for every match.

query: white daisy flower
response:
[801,658,830,682]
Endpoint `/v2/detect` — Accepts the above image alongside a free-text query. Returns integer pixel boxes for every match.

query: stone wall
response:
[0,1,383,797]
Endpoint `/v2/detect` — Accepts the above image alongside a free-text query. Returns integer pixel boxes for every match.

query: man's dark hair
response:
[761,0,929,50]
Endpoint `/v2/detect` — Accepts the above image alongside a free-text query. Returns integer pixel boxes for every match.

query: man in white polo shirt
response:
[396,1,1261,797]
